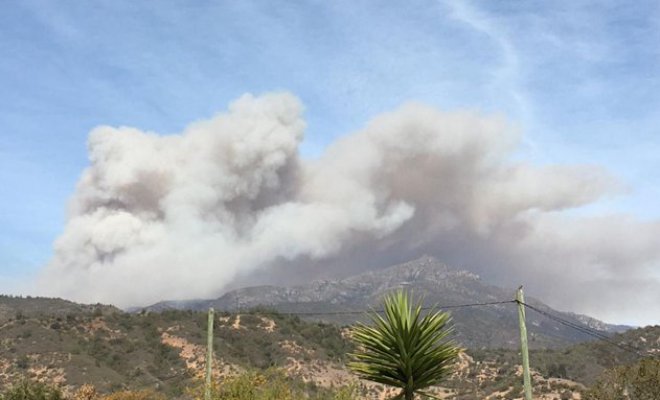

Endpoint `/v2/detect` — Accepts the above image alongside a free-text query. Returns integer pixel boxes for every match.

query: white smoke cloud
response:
[40,92,660,324]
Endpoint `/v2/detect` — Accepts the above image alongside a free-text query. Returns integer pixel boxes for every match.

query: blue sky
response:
[1,1,659,296]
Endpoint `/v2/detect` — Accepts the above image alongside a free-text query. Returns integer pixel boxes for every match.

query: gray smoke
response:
[40,92,660,324]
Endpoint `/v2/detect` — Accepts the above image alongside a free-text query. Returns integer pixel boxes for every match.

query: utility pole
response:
[516,286,533,400]
[205,307,214,400]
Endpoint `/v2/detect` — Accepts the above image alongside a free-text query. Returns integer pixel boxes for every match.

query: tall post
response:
[205,307,214,400]
[516,286,533,400]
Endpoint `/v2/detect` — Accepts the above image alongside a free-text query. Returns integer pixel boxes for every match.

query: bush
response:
[585,358,660,400]
[189,369,355,400]
[15,355,30,369]
[0,380,64,400]
[100,390,165,400]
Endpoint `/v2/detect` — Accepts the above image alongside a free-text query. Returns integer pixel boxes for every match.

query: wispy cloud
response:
[445,1,529,121]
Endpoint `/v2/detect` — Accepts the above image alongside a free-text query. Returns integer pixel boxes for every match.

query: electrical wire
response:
[518,300,646,357]
[270,299,517,316]
[265,298,651,362]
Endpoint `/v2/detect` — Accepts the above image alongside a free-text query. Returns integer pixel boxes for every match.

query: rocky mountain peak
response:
[346,255,480,289]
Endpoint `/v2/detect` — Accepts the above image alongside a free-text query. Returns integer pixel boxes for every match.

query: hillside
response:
[0,295,119,322]
[535,324,660,385]
[0,295,657,399]
[0,298,349,396]
[146,256,628,349]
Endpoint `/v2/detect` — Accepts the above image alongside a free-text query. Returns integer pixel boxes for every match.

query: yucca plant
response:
[348,290,460,400]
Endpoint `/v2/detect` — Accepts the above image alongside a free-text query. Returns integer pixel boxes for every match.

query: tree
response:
[348,290,460,400]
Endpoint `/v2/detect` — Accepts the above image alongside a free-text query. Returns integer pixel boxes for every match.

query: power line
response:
[271,298,651,361]
[196,296,650,359]
[275,299,517,316]
[518,300,646,357]
[521,301,638,354]
[522,302,613,340]
[520,301,619,343]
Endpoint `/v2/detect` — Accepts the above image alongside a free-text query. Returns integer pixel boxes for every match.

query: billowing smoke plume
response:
[41,93,660,324]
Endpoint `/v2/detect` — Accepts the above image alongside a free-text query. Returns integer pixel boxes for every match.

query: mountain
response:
[145,256,629,349]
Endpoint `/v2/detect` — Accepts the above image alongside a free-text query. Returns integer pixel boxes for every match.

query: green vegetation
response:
[348,290,460,400]
[584,358,660,400]
[0,380,64,400]
[190,369,355,400]
[1,296,659,399]
[470,325,660,387]
[0,301,352,395]
[0,374,354,400]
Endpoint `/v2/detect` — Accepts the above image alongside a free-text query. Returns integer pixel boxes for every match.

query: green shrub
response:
[585,358,660,400]
[0,380,64,400]
[15,355,29,369]
[189,369,355,400]
[101,390,165,400]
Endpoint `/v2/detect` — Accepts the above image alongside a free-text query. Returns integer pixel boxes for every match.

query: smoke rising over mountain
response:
[41,93,660,324]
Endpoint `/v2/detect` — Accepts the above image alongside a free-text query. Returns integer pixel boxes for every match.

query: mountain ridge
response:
[144,256,629,348]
